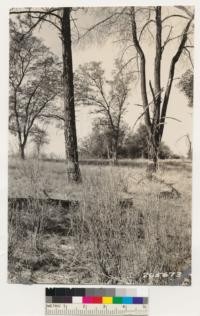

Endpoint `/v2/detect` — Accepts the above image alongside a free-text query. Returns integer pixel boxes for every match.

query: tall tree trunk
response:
[106,144,110,160]
[151,6,162,171]
[150,138,159,171]
[61,8,81,183]
[20,143,25,160]
[130,7,152,136]
[36,144,40,158]
[159,16,193,139]
[112,134,119,164]
[112,148,118,164]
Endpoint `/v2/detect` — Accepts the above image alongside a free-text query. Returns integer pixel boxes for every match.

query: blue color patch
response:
[122,297,133,304]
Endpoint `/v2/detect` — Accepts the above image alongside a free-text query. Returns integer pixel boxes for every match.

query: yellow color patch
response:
[102,297,113,304]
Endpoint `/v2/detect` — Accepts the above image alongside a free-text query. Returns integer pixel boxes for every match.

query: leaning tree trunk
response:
[61,8,81,183]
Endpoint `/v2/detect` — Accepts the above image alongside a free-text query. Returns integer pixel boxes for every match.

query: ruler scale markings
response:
[45,304,148,315]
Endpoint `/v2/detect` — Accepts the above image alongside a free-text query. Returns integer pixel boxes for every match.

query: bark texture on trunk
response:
[61,8,81,183]
[130,7,151,136]
[20,144,25,160]
[150,140,159,171]
[112,136,119,164]
[112,149,118,164]
[151,6,162,171]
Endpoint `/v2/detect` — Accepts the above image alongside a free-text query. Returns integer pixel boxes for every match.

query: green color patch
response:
[113,297,123,304]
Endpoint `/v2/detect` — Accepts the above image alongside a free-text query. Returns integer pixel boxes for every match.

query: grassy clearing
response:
[8,158,191,285]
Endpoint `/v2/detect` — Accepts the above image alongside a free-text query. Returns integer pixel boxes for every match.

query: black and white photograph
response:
[8,5,194,285]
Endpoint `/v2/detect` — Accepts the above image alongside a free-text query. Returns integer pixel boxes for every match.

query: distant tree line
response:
[79,122,176,160]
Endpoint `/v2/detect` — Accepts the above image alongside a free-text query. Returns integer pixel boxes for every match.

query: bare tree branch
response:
[164,116,182,123]
[132,101,153,131]
[71,16,80,41]
[139,19,155,41]
[10,9,62,38]
[78,8,126,41]
[130,6,151,132]
[183,47,194,68]
[161,30,193,50]
[162,14,189,23]
[119,45,135,62]
[162,25,173,52]
[30,15,61,31]
[38,113,65,121]
[175,6,194,18]
[149,80,156,106]
[10,9,61,20]
[160,16,194,138]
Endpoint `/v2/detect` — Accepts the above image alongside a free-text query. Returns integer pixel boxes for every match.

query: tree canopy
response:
[124,124,173,159]
[178,69,193,107]
[75,60,132,161]
[9,20,62,159]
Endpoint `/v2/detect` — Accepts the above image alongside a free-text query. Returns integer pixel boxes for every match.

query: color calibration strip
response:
[46,288,148,315]
[46,287,148,304]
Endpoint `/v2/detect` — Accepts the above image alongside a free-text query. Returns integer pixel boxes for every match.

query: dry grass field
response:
[8,158,192,285]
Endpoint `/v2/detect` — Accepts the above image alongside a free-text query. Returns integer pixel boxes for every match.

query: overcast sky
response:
[9,7,193,157]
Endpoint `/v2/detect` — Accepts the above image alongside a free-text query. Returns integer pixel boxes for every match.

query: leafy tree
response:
[178,69,193,107]
[80,119,127,159]
[9,21,61,159]
[158,143,173,160]
[124,124,172,159]
[10,8,82,182]
[177,69,193,159]
[75,60,132,162]
[31,127,49,158]
[124,125,149,159]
